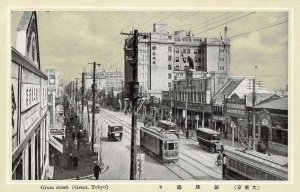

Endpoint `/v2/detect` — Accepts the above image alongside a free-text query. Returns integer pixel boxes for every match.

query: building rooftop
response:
[212,78,244,101]
[245,93,280,107]
[17,11,33,31]
[254,96,288,111]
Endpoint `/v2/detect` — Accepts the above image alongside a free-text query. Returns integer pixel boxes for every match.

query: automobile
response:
[107,125,123,141]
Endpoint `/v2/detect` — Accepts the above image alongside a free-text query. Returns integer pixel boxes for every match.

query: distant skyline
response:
[11,11,288,89]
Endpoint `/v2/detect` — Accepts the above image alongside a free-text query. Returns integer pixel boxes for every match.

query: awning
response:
[49,136,63,153]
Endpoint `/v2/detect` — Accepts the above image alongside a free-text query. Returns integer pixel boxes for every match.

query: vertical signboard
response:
[12,62,19,151]
[20,68,41,141]
[41,78,48,115]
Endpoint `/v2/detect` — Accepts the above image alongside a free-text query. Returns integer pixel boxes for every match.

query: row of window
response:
[172,91,206,103]
[228,158,281,180]
[152,46,205,55]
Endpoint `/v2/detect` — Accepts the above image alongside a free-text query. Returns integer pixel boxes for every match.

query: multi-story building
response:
[161,70,228,129]
[12,11,50,180]
[45,69,60,97]
[84,69,123,95]
[124,23,230,98]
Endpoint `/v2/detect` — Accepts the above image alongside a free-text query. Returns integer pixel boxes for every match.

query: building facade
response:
[124,23,230,98]
[12,11,50,180]
[83,69,123,95]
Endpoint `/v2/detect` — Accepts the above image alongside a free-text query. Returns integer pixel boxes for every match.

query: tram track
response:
[99,111,199,180]
[99,109,221,180]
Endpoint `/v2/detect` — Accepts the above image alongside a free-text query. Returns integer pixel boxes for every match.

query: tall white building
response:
[124,23,230,99]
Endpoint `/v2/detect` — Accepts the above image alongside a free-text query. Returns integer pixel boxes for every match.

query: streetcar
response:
[221,146,288,180]
[196,128,222,153]
[157,120,177,135]
[107,125,123,141]
[140,126,179,163]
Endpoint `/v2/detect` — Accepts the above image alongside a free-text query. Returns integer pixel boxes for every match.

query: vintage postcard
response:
[1,0,299,192]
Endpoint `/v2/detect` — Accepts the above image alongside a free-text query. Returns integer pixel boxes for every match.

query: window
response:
[194,49,197,54]
[152,46,156,50]
[220,66,224,70]
[198,49,201,54]
[168,46,172,52]
[174,76,177,80]
[182,49,186,54]
[153,52,156,55]
[153,61,156,64]
[168,82,171,87]
[272,129,288,145]
[168,143,175,150]
[187,49,190,54]
[168,55,172,61]
[176,57,179,62]
[168,73,172,79]
[168,36,172,39]
[153,56,156,60]
[198,58,201,63]
[175,48,179,53]
[168,64,172,70]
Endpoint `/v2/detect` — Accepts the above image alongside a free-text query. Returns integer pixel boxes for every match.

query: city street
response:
[91,108,221,180]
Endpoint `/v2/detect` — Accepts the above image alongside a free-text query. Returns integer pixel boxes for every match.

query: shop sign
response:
[213,116,224,121]
[50,128,65,137]
[225,101,246,117]
[174,101,210,112]
[21,83,40,112]
[20,104,40,132]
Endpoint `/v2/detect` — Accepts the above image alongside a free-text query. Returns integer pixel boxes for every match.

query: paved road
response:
[91,108,221,180]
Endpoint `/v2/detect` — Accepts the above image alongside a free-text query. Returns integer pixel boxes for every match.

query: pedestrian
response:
[216,151,222,167]
[186,130,189,139]
[73,155,78,170]
[74,139,78,149]
[77,131,81,149]
[93,163,101,180]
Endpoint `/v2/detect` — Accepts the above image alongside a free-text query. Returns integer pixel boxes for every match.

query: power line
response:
[192,12,242,32]
[194,12,256,36]
[229,20,288,40]
[190,12,231,30]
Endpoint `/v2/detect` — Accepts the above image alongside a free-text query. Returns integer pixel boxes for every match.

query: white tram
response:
[140,126,179,163]
[222,146,288,180]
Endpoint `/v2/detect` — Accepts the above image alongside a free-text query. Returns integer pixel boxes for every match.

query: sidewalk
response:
[52,134,96,180]
[52,103,96,180]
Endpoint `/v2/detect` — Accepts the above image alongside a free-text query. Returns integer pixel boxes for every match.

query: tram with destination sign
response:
[221,146,288,180]
[140,126,179,163]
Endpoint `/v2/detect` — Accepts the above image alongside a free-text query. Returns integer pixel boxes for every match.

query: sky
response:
[11,11,288,90]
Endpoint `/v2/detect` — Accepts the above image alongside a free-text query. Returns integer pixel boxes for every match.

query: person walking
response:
[93,162,101,180]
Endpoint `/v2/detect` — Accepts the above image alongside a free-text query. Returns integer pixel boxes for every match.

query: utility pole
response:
[252,66,257,150]
[88,62,101,154]
[75,78,79,116]
[121,29,149,180]
[81,73,85,126]
[169,84,173,121]
[86,93,90,139]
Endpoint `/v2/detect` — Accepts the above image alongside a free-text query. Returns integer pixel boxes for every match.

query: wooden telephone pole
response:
[88,62,101,153]
[121,30,149,180]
